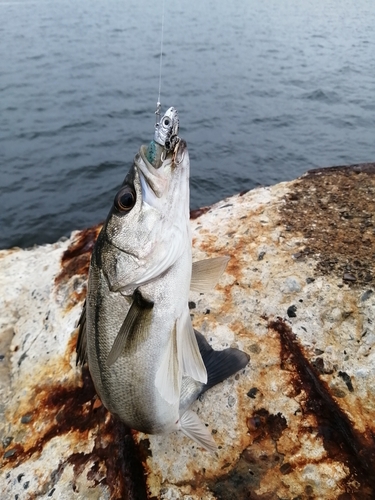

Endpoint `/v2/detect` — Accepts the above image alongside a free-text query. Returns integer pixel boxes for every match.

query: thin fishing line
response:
[156,0,165,120]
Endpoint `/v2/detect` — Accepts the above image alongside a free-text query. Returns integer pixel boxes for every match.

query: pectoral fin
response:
[76,300,87,366]
[106,289,154,367]
[179,308,207,384]
[190,256,230,293]
[155,322,180,405]
[179,410,217,453]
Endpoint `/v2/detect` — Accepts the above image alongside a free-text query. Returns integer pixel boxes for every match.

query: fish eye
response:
[114,187,136,213]
[163,117,170,127]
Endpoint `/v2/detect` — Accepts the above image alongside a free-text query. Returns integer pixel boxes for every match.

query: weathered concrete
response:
[1,163,375,499]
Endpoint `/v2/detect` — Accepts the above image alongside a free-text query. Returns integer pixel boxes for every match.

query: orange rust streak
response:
[66,330,79,360]
[2,369,97,468]
[190,207,210,220]
[55,224,102,287]
[269,317,375,495]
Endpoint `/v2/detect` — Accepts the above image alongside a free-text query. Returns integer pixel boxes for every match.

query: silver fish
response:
[77,107,249,451]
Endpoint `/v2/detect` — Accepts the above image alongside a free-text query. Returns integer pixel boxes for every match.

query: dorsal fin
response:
[179,330,250,414]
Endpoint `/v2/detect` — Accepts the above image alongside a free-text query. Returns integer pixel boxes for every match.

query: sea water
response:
[1,0,375,248]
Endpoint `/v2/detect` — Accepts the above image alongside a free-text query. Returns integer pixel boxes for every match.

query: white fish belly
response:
[87,254,190,434]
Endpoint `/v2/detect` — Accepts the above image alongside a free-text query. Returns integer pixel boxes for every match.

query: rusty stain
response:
[208,408,287,499]
[190,207,211,220]
[54,224,102,311]
[280,163,375,287]
[245,409,287,443]
[1,368,148,500]
[269,317,375,498]
[55,224,102,288]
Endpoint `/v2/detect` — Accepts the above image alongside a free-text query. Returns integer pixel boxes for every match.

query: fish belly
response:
[86,261,188,435]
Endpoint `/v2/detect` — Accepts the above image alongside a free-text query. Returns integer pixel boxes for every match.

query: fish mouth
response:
[136,145,169,199]
[135,140,186,201]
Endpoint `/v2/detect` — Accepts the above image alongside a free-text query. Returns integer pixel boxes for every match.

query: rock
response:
[1,163,375,499]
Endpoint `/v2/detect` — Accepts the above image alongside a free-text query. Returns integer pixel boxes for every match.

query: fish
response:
[76,107,249,451]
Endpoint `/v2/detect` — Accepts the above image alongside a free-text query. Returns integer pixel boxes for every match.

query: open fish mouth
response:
[136,145,169,199]
[136,139,187,204]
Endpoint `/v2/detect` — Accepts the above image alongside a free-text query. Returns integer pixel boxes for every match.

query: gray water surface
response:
[1,0,375,248]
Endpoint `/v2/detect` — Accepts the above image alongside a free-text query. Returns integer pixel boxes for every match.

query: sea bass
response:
[77,107,249,451]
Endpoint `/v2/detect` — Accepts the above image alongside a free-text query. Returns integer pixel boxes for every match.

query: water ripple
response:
[1,0,375,248]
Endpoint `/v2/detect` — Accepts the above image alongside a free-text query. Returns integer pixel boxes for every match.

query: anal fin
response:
[190,256,230,293]
[106,289,154,367]
[179,409,217,453]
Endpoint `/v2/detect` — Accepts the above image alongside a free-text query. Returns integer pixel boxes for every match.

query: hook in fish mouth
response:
[173,138,186,165]
[136,138,186,200]
[136,146,169,199]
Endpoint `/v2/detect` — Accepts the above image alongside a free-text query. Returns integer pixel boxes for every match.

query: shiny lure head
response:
[154,106,179,151]
[100,108,191,294]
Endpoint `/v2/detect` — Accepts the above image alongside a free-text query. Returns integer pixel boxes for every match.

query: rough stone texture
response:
[1,163,375,499]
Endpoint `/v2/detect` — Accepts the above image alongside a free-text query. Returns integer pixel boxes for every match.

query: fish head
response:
[100,133,191,294]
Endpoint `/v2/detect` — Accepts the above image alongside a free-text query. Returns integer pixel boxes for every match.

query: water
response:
[1,0,375,249]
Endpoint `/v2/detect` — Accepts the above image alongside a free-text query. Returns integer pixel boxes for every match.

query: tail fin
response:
[194,329,250,392]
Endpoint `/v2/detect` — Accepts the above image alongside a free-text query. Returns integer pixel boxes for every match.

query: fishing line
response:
[155,0,165,122]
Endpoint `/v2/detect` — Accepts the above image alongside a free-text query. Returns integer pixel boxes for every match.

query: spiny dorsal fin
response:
[190,256,230,293]
[178,308,207,384]
[106,289,154,367]
[76,300,87,366]
[179,409,217,452]
[155,322,181,405]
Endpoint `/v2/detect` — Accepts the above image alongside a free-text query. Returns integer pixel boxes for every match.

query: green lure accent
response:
[146,140,157,164]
